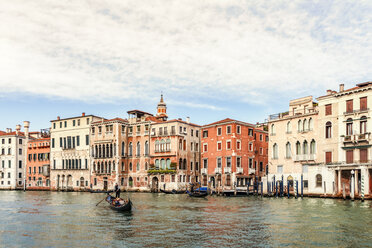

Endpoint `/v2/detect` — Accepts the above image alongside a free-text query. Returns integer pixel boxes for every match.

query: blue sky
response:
[0,1,371,131]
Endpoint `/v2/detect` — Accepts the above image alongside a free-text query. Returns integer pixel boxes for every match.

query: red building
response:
[201,118,268,190]
[26,136,51,190]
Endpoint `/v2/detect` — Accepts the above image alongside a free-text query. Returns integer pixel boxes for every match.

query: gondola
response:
[105,195,132,211]
[160,189,186,194]
[186,190,208,198]
[90,190,113,194]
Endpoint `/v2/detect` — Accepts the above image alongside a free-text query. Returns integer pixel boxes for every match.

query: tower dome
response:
[156,94,168,120]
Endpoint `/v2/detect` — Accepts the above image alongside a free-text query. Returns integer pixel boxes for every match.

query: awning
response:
[342,145,372,150]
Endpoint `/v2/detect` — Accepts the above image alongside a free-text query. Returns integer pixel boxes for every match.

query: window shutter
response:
[325,104,332,115]
[360,97,367,111]
[346,150,354,164]
[360,149,368,163]
[325,152,332,164]
[346,100,353,113]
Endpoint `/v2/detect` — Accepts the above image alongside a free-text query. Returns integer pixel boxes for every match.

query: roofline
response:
[50,115,104,122]
[202,119,256,129]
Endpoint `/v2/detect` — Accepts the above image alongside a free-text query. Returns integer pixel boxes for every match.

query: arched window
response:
[298,120,302,132]
[166,159,171,169]
[296,141,301,155]
[310,140,316,154]
[161,139,165,152]
[129,162,132,171]
[108,161,111,173]
[285,142,291,158]
[110,144,113,158]
[145,162,148,170]
[121,142,125,156]
[121,162,124,171]
[102,144,106,158]
[155,140,160,152]
[161,159,166,170]
[166,139,171,151]
[346,118,353,135]
[303,119,307,131]
[286,121,291,133]
[179,158,183,170]
[183,159,187,170]
[129,142,133,156]
[271,124,275,135]
[136,142,141,156]
[155,159,160,169]
[136,162,140,171]
[325,122,332,138]
[97,162,100,173]
[360,116,367,134]
[105,161,108,173]
[272,143,278,159]
[316,174,322,188]
[309,118,313,131]
[303,140,308,155]
[145,141,149,156]
[99,145,102,158]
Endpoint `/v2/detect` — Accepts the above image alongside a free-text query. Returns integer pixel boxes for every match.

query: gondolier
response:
[114,183,120,198]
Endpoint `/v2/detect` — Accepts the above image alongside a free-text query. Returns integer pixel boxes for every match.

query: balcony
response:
[248,168,256,175]
[214,167,222,174]
[224,167,231,174]
[201,168,208,175]
[344,108,370,115]
[136,132,141,136]
[343,133,371,144]
[294,154,316,161]
[236,167,243,174]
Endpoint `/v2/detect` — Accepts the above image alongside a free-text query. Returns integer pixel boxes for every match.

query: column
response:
[338,169,341,194]
[355,169,359,194]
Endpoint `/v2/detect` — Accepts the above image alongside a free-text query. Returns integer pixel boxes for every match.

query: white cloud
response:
[0,0,371,108]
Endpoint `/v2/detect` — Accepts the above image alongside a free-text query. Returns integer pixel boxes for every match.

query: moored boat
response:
[186,190,208,198]
[160,189,186,194]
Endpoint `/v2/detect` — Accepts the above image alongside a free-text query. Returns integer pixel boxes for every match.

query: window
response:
[285,142,291,159]
[217,141,222,151]
[260,147,263,155]
[346,118,353,136]
[196,130,199,137]
[272,143,278,159]
[18,161,22,169]
[226,141,231,150]
[259,134,263,141]
[76,136,80,146]
[360,116,367,134]
[248,142,253,151]
[64,121,67,128]
[191,129,193,136]
[298,120,302,132]
[259,162,263,172]
[310,140,316,154]
[346,99,353,113]
[296,141,301,155]
[226,126,231,134]
[360,97,367,111]
[346,150,354,164]
[60,122,62,128]
[73,120,76,126]
[203,159,208,169]
[226,157,231,167]
[325,122,332,138]
[303,140,308,155]
[325,104,332,115]
[85,135,89,145]
[136,162,140,171]
[145,141,149,155]
[360,149,368,163]
[203,143,208,152]
[203,130,208,138]
[316,174,322,188]
[53,123,56,129]
[129,142,133,156]
[217,127,222,136]
[308,118,313,131]
[129,162,133,171]
[303,119,307,131]
[19,139,22,145]
[277,165,283,173]
[236,140,241,150]
[237,126,241,134]
[136,142,141,156]
[249,128,253,136]
[217,157,222,168]
[19,149,22,155]
[236,157,241,167]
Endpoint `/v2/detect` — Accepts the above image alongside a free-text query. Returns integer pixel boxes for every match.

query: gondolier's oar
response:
[96,197,107,206]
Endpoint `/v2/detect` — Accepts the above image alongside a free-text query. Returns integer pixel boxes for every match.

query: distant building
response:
[267,82,372,197]
[26,132,51,190]
[0,122,30,190]
[201,118,268,191]
[50,113,103,191]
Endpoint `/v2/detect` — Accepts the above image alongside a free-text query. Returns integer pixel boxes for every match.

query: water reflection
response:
[0,191,372,247]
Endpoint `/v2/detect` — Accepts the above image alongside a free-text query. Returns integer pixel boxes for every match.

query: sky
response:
[0,0,371,131]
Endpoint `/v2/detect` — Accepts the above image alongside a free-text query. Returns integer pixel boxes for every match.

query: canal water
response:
[0,191,371,248]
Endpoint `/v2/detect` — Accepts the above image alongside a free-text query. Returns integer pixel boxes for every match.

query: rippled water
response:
[0,191,371,247]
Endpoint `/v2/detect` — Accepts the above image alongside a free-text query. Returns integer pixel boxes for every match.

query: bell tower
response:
[156,94,168,120]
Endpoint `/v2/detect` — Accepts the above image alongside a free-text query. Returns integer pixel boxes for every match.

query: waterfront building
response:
[267,82,372,197]
[26,131,51,190]
[200,118,268,191]
[0,122,30,190]
[50,113,103,191]
[90,118,128,191]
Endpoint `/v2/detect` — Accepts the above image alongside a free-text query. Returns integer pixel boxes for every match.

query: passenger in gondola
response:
[115,183,120,198]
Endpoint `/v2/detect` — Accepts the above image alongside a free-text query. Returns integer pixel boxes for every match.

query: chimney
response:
[339,84,344,92]
[57,116,60,120]
[186,117,190,124]
[6,128,12,133]
[178,118,182,121]
[326,89,332,95]
[82,112,85,117]
[23,121,30,138]
[16,125,21,135]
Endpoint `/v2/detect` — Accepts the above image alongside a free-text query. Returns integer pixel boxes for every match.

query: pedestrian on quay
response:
[115,183,120,198]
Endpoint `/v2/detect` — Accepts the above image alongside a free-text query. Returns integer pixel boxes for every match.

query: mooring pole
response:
[351,170,355,201]
[287,181,290,198]
[261,182,263,197]
[361,172,365,202]
[301,174,303,199]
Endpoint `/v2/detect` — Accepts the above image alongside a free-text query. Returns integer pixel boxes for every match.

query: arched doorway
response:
[287,175,294,191]
[80,177,85,189]
[151,177,159,192]
[129,177,134,188]
[103,177,108,191]
[210,176,215,188]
